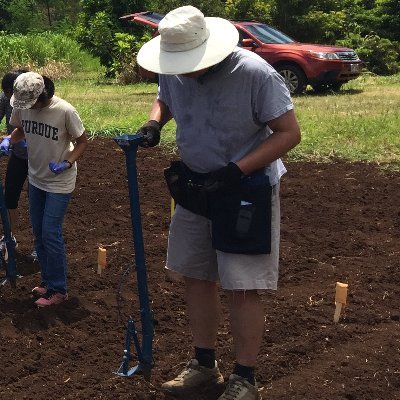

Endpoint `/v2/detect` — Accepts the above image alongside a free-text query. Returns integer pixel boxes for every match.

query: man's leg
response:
[162,205,223,393]
[215,290,263,399]
[161,276,224,394]
[228,290,264,366]
[4,153,28,237]
[185,276,221,349]
[7,209,18,235]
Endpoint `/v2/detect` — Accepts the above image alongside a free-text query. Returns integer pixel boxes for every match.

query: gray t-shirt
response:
[10,95,85,193]
[158,47,293,185]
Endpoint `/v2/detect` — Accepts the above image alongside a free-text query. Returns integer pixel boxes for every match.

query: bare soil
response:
[0,137,399,400]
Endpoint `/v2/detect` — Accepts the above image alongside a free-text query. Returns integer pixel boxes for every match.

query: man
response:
[0,69,30,255]
[137,6,301,400]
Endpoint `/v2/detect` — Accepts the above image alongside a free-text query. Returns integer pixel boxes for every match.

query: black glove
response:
[138,120,161,147]
[203,162,243,192]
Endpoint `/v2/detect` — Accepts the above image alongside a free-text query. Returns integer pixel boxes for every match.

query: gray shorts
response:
[166,184,280,290]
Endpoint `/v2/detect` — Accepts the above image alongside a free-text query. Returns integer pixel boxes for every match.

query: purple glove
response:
[49,160,71,174]
[0,137,11,156]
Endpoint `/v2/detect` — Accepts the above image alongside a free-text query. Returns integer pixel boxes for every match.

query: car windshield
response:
[138,11,164,24]
[245,23,295,44]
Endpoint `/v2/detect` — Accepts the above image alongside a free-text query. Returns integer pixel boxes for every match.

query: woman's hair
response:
[1,69,29,93]
[37,75,55,103]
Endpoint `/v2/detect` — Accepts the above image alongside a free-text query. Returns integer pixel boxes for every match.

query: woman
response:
[9,71,88,307]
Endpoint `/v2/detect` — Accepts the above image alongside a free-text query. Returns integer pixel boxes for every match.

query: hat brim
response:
[10,94,39,110]
[137,17,239,75]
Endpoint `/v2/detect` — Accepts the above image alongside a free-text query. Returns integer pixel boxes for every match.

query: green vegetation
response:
[0,1,398,167]
[1,72,398,167]
[1,0,398,80]
[8,72,391,167]
[0,32,99,77]
[55,76,156,136]
[292,74,400,166]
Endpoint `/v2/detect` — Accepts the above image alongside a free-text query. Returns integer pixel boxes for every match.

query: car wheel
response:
[312,82,343,93]
[276,64,307,95]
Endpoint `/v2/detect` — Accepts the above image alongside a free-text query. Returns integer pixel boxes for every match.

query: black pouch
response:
[164,161,210,218]
[209,173,272,254]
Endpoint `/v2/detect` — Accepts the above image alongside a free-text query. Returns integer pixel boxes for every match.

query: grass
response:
[2,72,399,167]
[293,73,400,167]
[55,73,158,137]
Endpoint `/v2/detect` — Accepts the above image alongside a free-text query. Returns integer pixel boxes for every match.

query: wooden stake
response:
[97,247,107,275]
[334,282,348,323]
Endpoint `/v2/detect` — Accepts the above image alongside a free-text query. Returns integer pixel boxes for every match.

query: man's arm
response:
[148,98,173,127]
[236,109,301,175]
[137,98,173,148]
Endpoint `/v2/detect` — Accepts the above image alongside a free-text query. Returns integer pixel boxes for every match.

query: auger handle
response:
[113,134,154,378]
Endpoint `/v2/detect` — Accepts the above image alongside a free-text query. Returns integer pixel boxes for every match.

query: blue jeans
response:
[29,184,72,294]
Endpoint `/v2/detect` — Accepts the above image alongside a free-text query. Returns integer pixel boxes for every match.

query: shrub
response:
[0,32,96,77]
[338,33,400,75]
[112,32,152,84]
[358,35,400,75]
[297,10,347,44]
[76,11,114,75]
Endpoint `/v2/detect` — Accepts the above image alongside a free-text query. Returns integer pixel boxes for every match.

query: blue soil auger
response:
[113,134,154,381]
[0,153,17,288]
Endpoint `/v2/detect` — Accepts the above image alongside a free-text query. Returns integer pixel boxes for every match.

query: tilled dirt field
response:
[0,137,399,400]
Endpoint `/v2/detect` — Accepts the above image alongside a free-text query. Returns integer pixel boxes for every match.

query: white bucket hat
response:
[10,72,45,109]
[137,6,239,75]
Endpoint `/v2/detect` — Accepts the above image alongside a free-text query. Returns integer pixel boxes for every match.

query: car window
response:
[245,24,295,44]
[139,12,164,24]
[237,28,252,45]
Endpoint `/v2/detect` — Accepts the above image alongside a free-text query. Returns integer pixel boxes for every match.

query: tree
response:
[2,0,80,33]
[0,0,12,31]
[375,0,400,41]
[5,0,42,33]
[146,0,225,16]
[76,0,148,76]
[224,0,273,22]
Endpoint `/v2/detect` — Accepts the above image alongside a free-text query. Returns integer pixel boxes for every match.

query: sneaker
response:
[34,291,68,307]
[161,359,224,394]
[32,284,47,297]
[218,374,261,400]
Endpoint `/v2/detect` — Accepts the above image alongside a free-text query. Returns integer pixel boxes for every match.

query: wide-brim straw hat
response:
[137,6,239,75]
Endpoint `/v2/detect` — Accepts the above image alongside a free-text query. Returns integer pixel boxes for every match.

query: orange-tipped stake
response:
[97,247,107,275]
[334,282,348,323]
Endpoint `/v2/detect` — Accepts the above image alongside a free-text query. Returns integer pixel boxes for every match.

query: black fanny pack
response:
[164,161,210,217]
[164,161,272,254]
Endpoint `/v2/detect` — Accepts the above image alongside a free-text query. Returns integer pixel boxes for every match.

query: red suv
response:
[122,11,362,94]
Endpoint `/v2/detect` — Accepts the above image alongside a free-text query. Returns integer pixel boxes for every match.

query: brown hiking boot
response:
[161,359,224,394]
[218,374,262,400]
